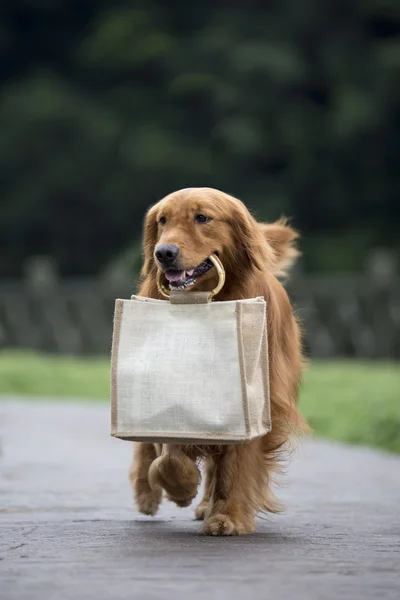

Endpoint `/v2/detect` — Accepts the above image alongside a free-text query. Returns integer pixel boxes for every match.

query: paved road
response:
[0,399,399,600]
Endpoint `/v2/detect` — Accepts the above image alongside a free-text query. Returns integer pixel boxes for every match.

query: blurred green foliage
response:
[301,361,400,453]
[0,0,399,276]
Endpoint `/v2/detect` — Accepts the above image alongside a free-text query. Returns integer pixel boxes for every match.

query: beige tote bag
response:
[110,256,271,444]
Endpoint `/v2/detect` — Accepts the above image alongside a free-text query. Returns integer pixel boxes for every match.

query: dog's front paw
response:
[166,492,196,508]
[148,452,200,509]
[203,513,255,536]
[135,488,162,516]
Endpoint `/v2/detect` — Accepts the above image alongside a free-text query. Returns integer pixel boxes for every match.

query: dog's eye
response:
[159,216,166,225]
[195,214,211,224]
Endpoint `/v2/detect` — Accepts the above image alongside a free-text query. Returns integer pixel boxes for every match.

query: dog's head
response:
[141,187,299,293]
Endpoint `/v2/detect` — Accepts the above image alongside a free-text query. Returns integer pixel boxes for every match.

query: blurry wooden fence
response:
[0,255,399,358]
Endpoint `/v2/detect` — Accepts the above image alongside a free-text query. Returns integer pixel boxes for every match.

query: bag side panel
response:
[237,301,271,439]
[110,299,124,435]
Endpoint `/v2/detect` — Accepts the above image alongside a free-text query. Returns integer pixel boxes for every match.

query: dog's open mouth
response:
[164,258,213,290]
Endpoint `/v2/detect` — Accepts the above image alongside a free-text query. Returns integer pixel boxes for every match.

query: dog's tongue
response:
[165,270,185,282]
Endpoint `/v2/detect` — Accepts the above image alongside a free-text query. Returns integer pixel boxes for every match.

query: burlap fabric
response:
[111,291,270,444]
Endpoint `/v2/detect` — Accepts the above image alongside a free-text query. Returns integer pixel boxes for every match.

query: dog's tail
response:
[260,218,300,279]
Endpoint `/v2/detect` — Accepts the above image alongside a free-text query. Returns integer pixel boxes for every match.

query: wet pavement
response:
[1,398,399,600]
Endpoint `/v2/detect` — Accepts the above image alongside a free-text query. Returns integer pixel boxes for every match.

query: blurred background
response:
[0,0,399,451]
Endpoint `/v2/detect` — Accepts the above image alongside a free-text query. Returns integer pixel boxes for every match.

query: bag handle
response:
[156,254,225,303]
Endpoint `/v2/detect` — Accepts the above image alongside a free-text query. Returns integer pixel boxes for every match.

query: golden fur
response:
[129,187,309,535]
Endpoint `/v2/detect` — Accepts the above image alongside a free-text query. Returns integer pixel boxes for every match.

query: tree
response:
[0,0,399,275]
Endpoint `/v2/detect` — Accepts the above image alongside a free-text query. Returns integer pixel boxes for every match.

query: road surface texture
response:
[0,399,399,600]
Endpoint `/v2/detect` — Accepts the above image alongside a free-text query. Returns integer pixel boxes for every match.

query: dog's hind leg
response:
[202,442,266,536]
[148,444,201,508]
[129,442,163,516]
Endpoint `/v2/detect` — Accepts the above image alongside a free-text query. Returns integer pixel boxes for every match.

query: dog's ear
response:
[259,218,300,277]
[229,204,271,272]
[141,205,159,278]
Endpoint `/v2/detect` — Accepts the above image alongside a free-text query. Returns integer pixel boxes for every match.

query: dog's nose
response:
[155,244,180,268]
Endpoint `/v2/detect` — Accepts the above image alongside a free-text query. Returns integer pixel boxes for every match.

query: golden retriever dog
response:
[129,187,308,535]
